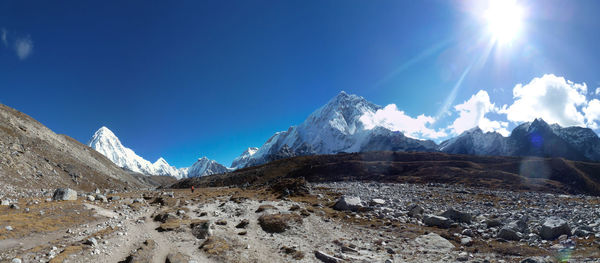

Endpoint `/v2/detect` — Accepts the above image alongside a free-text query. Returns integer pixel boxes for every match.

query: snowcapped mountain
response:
[187,157,231,178]
[231,147,258,169]
[439,119,600,161]
[88,127,228,178]
[232,91,437,168]
[438,127,508,156]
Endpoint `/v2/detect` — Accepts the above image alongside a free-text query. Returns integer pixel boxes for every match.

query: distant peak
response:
[154,157,168,165]
[93,126,116,138]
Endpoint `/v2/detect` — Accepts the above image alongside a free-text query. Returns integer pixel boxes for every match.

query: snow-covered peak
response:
[231,147,258,169]
[88,127,187,178]
[231,91,433,169]
[188,157,230,178]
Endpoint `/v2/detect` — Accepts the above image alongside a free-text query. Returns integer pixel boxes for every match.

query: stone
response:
[191,220,212,239]
[86,195,95,202]
[540,217,571,240]
[314,250,343,263]
[370,198,385,205]
[52,188,77,201]
[236,219,249,229]
[258,213,303,233]
[520,256,554,263]
[486,219,503,228]
[255,204,277,213]
[109,196,120,201]
[460,237,473,246]
[423,214,452,228]
[84,237,98,247]
[1,200,10,206]
[497,227,521,241]
[95,194,108,203]
[457,251,469,261]
[215,219,227,226]
[165,252,190,263]
[11,259,21,263]
[407,204,424,218]
[9,204,19,209]
[414,232,455,252]
[5,226,13,231]
[332,196,363,212]
[440,208,472,223]
[573,227,591,237]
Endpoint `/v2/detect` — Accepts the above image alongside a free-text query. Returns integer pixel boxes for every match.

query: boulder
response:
[314,250,342,263]
[236,219,249,229]
[191,220,212,239]
[540,217,571,240]
[485,218,503,228]
[86,195,95,202]
[333,196,363,212]
[52,188,77,201]
[165,252,190,263]
[440,208,471,223]
[520,257,554,263]
[414,232,455,252]
[258,213,303,233]
[1,199,10,206]
[370,198,385,206]
[95,194,108,203]
[423,214,452,228]
[407,204,424,218]
[497,227,521,241]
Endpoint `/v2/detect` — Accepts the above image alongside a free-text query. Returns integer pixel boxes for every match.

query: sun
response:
[484,0,524,44]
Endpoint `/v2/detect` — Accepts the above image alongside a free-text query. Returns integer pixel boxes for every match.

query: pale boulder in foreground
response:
[52,188,77,201]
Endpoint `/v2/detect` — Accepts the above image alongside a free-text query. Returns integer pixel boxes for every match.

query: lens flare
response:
[484,0,524,44]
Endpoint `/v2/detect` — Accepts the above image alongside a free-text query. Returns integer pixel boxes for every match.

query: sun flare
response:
[484,0,524,44]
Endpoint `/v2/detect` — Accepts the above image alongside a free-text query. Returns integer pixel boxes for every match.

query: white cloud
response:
[448,90,509,136]
[501,74,588,127]
[1,28,7,46]
[584,99,600,129]
[595,87,600,95]
[360,104,447,140]
[14,36,33,60]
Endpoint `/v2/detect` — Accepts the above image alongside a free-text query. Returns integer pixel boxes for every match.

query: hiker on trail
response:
[191,186,194,193]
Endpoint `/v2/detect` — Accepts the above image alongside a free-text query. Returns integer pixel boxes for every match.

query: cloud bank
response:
[501,74,587,127]
[448,90,509,136]
[360,104,447,139]
[361,74,599,141]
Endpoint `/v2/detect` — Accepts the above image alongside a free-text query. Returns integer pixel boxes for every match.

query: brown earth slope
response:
[0,103,152,196]
[172,151,600,196]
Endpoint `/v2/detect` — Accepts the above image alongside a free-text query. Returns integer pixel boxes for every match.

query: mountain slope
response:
[233,91,437,168]
[439,119,600,162]
[187,157,231,178]
[87,127,186,179]
[0,104,150,195]
[172,151,600,196]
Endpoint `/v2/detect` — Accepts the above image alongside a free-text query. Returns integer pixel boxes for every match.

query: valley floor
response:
[1,182,599,263]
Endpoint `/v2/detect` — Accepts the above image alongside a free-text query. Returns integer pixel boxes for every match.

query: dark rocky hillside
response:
[172,151,600,196]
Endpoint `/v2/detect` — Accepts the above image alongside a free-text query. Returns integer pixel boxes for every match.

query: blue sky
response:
[1,0,600,167]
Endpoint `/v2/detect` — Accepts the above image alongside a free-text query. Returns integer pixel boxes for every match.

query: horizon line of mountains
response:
[87,91,600,179]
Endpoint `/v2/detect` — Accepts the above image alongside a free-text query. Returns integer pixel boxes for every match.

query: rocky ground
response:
[1,182,600,263]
